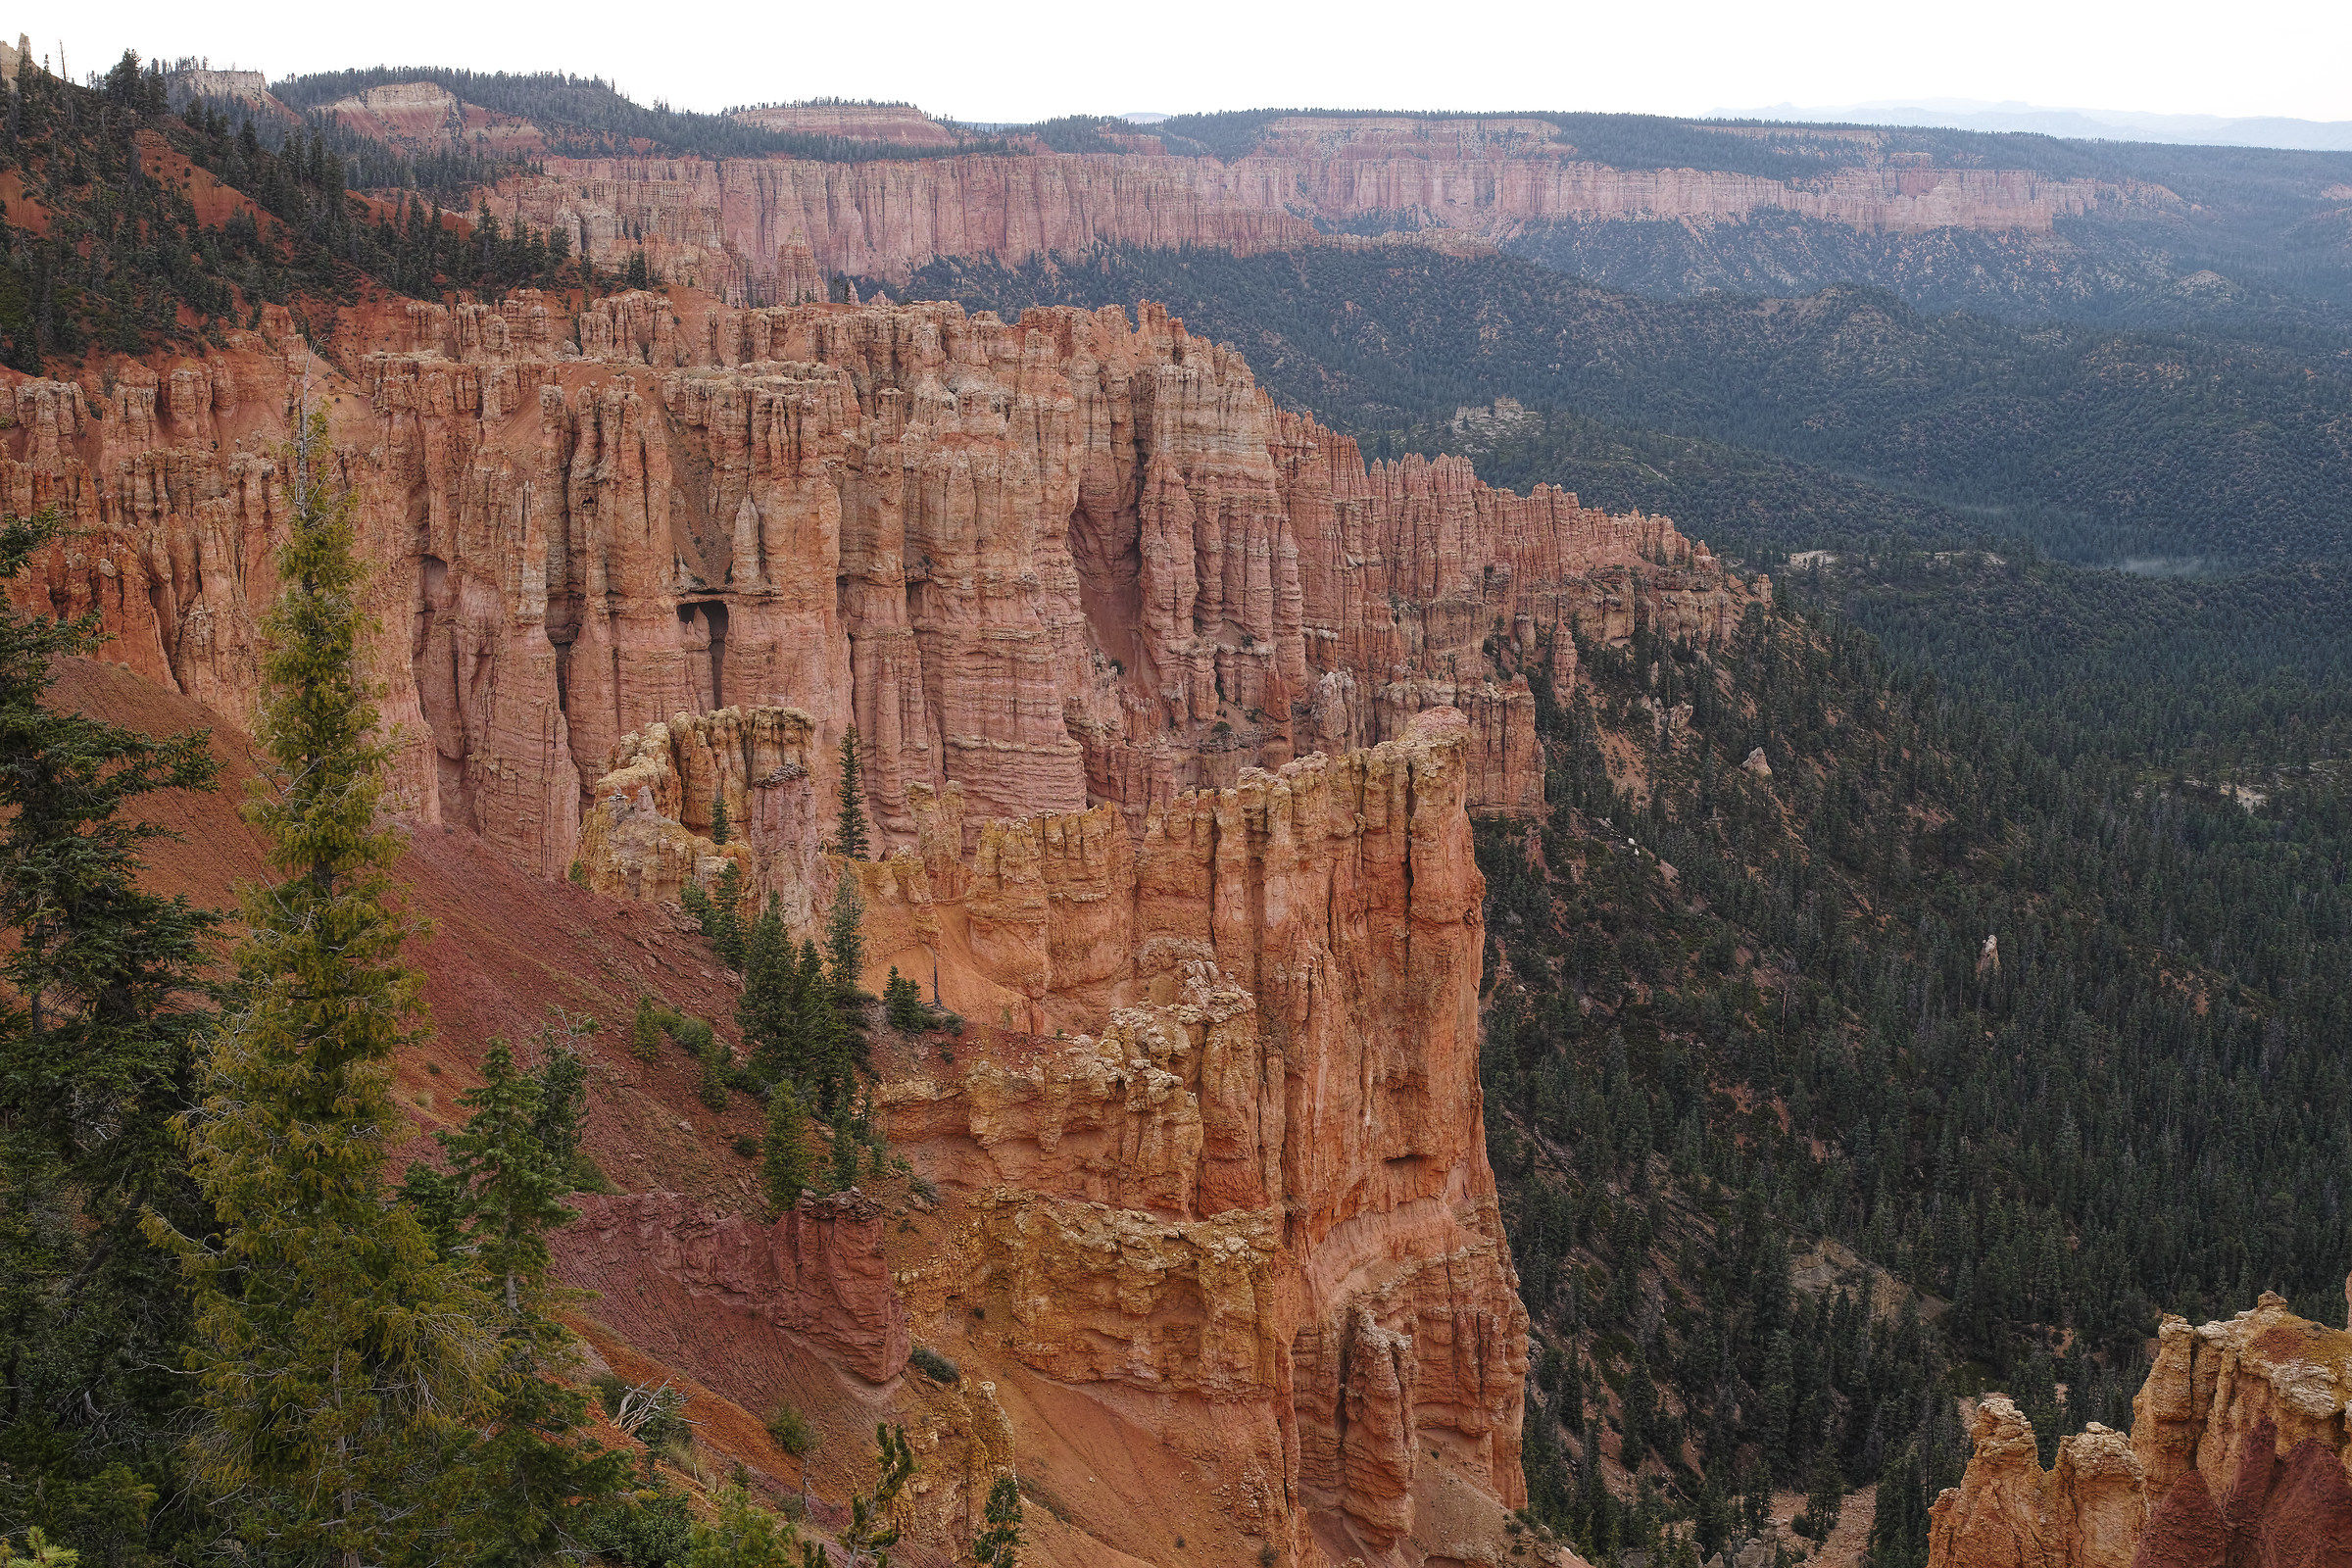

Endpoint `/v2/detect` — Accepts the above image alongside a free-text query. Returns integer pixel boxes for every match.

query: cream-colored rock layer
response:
[8,291,1756,882]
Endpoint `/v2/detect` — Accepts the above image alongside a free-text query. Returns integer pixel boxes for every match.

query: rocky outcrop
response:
[484,115,2168,294]
[864,711,1526,1565]
[553,1189,911,1385]
[9,291,1753,883]
[1927,1293,2352,1568]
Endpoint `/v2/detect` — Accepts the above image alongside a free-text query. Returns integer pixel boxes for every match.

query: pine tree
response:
[833,726,869,860]
[630,995,663,1062]
[971,1472,1023,1567]
[841,1423,913,1568]
[152,413,500,1564]
[402,1035,634,1565]
[761,1084,815,1215]
[1797,1449,1843,1542]
[0,507,219,1553]
[710,860,747,970]
[687,1486,799,1568]
[710,792,730,846]
[825,869,866,1001]
[884,967,926,1032]
[829,1099,860,1194]
[740,898,793,1085]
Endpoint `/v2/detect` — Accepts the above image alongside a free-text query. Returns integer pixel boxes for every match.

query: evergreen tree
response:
[0,507,220,1556]
[710,861,747,970]
[709,793,730,846]
[884,967,926,1032]
[740,898,794,1085]
[761,1083,816,1215]
[630,995,662,1062]
[829,1099,860,1194]
[971,1472,1023,1567]
[825,870,866,1002]
[833,726,869,859]
[687,1486,799,1568]
[841,1423,913,1568]
[528,1010,592,1187]
[152,413,500,1565]
[1797,1449,1844,1542]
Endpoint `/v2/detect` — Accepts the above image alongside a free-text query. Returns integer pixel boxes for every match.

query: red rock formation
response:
[866,711,1526,1565]
[554,1189,911,1386]
[7,291,1753,882]
[1929,1294,2352,1568]
[481,115,2173,293]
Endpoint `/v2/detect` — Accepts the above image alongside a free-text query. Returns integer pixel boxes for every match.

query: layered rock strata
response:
[860,710,1527,1565]
[480,114,2169,295]
[6,291,1755,883]
[1926,1292,2352,1568]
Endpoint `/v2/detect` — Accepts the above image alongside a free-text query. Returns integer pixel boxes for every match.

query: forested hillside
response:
[890,245,2352,564]
[1478,601,2352,1564]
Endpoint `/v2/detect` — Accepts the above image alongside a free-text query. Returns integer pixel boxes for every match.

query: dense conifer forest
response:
[1478,603,2352,1563]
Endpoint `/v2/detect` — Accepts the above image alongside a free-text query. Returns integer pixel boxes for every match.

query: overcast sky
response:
[48,0,2352,126]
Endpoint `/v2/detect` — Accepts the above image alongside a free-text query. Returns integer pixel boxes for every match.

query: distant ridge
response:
[1720,96,2352,151]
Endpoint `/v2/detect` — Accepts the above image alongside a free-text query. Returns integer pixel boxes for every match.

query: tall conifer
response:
[155,413,497,1565]
[833,726,868,860]
[0,507,219,1550]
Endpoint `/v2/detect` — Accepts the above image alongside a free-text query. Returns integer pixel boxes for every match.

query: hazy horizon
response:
[50,0,2352,131]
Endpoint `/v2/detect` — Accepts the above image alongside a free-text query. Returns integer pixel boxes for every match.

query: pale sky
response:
[47,0,2352,127]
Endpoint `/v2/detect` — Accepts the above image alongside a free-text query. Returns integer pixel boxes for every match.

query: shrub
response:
[730,1134,760,1158]
[908,1345,959,1384]
[765,1402,817,1456]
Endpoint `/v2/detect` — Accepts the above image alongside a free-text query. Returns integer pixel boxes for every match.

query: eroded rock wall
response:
[1926,1292,2352,1568]
[867,711,1527,1565]
[483,118,2167,295]
[8,291,1755,879]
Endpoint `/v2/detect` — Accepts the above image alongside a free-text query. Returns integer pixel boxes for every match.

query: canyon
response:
[1927,1291,2352,1568]
[6,287,1751,1564]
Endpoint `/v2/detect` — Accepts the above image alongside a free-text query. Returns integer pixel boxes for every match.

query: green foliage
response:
[0,1529,77,1566]
[577,1484,693,1568]
[685,860,749,970]
[829,1099,862,1194]
[971,1472,1023,1567]
[0,502,215,1568]
[1868,1445,1934,1568]
[1488,600,2350,1544]
[710,792,731,845]
[834,726,870,859]
[1796,1449,1843,1542]
[907,1346,959,1385]
[825,871,866,1000]
[884,967,928,1032]
[765,1402,817,1457]
[688,1485,800,1568]
[154,412,501,1562]
[841,1423,914,1567]
[762,1083,817,1214]
[631,995,664,1062]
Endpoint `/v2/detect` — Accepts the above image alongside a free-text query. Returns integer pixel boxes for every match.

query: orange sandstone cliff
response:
[5,288,1750,875]
[10,289,1746,1566]
[1926,1292,2352,1568]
